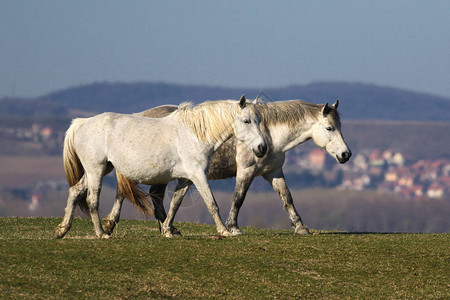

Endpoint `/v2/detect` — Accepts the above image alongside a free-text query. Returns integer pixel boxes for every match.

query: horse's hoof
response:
[219,230,233,237]
[53,231,64,239]
[171,227,182,237]
[295,226,310,235]
[103,220,115,235]
[53,226,66,239]
[229,227,243,236]
[100,233,111,239]
[162,228,179,238]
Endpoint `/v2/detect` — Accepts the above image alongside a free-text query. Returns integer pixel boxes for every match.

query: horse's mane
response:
[176,100,238,143]
[256,100,341,129]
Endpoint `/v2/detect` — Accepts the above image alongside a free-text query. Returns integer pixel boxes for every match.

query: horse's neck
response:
[267,121,313,153]
[196,119,234,155]
[205,119,234,153]
[175,107,234,154]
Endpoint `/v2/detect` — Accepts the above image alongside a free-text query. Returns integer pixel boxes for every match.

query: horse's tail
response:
[63,118,86,187]
[116,170,153,217]
[63,118,89,214]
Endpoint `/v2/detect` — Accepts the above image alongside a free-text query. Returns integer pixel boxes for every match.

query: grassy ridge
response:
[0,218,449,299]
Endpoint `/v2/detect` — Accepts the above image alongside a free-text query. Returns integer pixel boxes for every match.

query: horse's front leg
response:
[225,167,256,235]
[190,176,232,237]
[103,186,125,235]
[161,180,192,237]
[263,169,309,234]
[54,175,87,239]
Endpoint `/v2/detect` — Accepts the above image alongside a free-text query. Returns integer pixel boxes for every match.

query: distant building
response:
[40,127,54,140]
[339,173,371,190]
[391,152,405,166]
[427,185,445,199]
[353,153,368,171]
[395,185,424,198]
[397,173,417,188]
[369,149,385,167]
[442,164,450,176]
[309,149,326,170]
[382,150,405,166]
[29,194,41,211]
[384,169,398,182]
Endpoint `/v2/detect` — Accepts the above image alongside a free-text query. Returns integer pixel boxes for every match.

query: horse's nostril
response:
[342,151,351,160]
[257,144,267,157]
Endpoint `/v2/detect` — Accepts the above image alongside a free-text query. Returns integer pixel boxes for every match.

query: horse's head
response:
[233,95,268,158]
[311,100,351,164]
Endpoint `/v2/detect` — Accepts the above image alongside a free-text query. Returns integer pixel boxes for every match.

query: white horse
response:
[104,99,351,237]
[54,96,267,238]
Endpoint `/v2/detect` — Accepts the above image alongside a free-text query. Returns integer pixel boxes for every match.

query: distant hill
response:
[1,81,450,121]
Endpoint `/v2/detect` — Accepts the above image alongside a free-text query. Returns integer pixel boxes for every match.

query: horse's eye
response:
[326,127,334,131]
[243,119,251,124]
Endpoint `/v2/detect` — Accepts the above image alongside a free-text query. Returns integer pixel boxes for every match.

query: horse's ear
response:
[239,95,246,108]
[332,100,339,110]
[253,97,265,104]
[322,103,331,116]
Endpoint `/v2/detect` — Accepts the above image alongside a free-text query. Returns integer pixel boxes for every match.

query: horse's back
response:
[136,105,178,118]
[98,113,186,183]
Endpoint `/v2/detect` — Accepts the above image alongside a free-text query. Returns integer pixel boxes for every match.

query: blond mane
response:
[175,100,239,144]
[256,100,340,128]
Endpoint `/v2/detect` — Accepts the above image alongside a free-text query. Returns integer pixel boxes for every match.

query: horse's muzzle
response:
[255,143,268,158]
[337,150,352,164]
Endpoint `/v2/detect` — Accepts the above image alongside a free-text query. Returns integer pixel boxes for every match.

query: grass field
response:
[0,217,449,299]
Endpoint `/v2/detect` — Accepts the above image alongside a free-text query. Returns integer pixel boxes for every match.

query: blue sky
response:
[2,1,450,98]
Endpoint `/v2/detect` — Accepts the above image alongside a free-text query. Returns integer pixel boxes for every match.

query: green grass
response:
[0,217,449,299]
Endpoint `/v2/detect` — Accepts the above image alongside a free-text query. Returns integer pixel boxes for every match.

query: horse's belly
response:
[207,158,237,179]
[121,166,174,185]
[112,155,177,185]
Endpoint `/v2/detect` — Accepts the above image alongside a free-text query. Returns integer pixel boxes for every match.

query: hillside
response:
[1,218,449,299]
[1,81,450,121]
[1,81,449,235]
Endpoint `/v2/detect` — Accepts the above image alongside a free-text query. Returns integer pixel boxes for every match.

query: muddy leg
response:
[86,173,110,239]
[161,180,192,237]
[263,169,309,234]
[225,166,256,235]
[54,175,87,239]
[103,186,125,234]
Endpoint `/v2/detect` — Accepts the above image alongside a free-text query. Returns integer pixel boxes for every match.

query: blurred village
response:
[286,147,450,199]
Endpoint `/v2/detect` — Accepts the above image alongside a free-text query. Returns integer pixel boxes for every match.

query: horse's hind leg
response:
[161,180,192,237]
[104,186,125,234]
[86,172,110,239]
[54,175,87,239]
[149,184,182,235]
[263,169,309,234]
